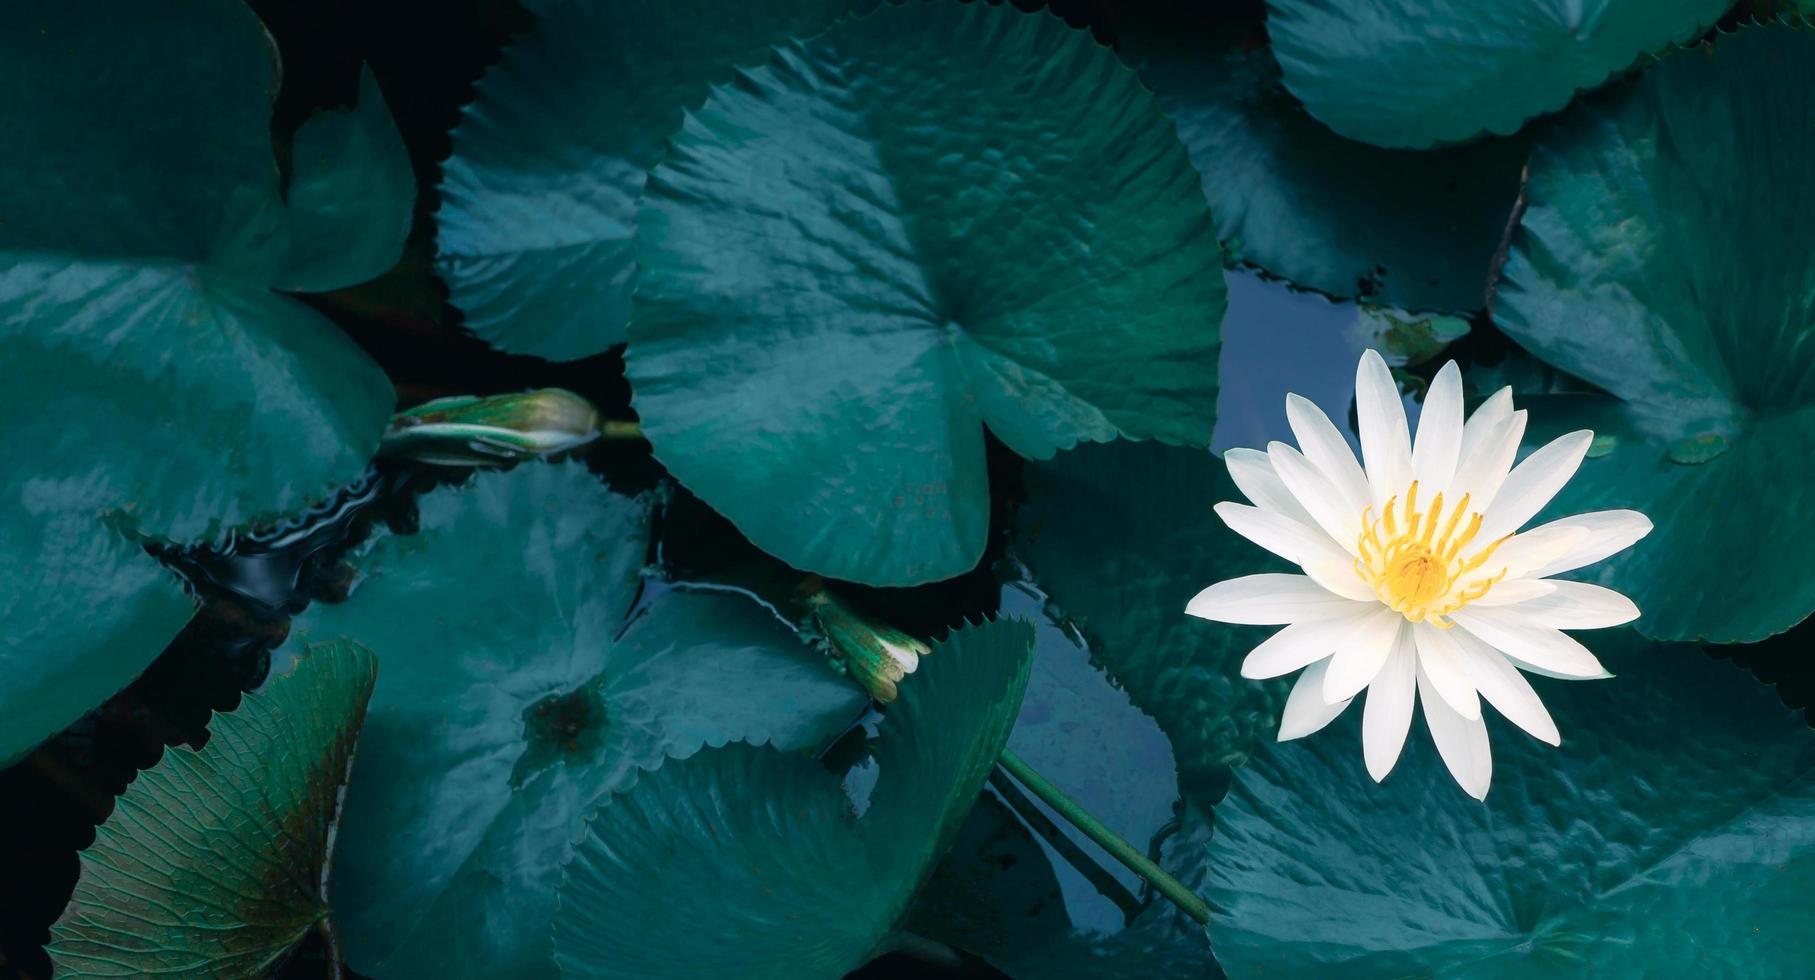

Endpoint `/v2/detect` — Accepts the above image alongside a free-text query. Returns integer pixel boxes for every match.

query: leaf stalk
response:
[995,748,1212,926]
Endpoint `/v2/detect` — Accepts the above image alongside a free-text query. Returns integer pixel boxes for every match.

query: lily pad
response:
[437,0,871,360]
[1015,439,1288,797]
[551,617,1035,979]
[1264,0,1729,148]
[1492,23,1815,643]
[0,0,411,764]
[629,0,1225,586]
[287,462,868,978]
[1204,631,1815,977]
[909,594,1217,977]
[48,640,378,977]
[1137,36,1525,312]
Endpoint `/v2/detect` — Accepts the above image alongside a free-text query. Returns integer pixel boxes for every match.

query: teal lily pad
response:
[551,617,1035,979]
[49,640,378,977]
[1264,0,1729,148]
[1015,439,1288,798]
[909,593,1217,977]
[1137,35,1525,312]
[629,0,1225,586]
[1492,23,1815,643]
[437,0,873,360]
[1204,632,1815,977]
[288,462,868,978]
[0,0,412,764]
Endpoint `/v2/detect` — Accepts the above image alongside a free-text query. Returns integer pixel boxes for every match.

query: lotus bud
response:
[380,388,632,466]
[805,587,929,703]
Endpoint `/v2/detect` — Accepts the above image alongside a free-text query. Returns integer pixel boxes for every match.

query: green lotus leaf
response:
[1492,23,1815,642]
[1015,440,1288,798]
[1204,631,1815,976]
[48,640,378,978]
[1264,0,1729,148]
[910,595,1216,977]
[1137,35,1525,312]
[437,0,874,360]
[551,617,1034,979]
[0,0,411,765]
[287,462,869,978]
[629,0,1225,586]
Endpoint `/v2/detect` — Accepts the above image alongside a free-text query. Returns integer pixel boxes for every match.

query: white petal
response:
[1277,659,1353,740]
[1466,578,1556,607]
[1215,502,1345,566]
[1450,630,1561,745]
[1411,361,1464,491]
[1412,623,1480,720]
[1224,447,1317,527]
[1186,574,1370,625]
[1215,502,1376,602]
[1323,609,1405,703]
[1457,386,1512,465]
[1449,409,1527,514]
[1361,630,1417,781]
[1417,662,1494,800]
[1268,442,1363,555]
[1355,349,1413,506]
[1303,557,1378,603]
[1477,430,1594,541]
[1449,607,1608,678]
[1491,580,1640,629]
[1285,394,1370,514]
[1494,524,1592,579]
[1240,614,1368,679]
[1522,509,1655,578]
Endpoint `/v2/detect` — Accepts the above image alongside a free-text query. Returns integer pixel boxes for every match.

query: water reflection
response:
[1214,269,1429,454]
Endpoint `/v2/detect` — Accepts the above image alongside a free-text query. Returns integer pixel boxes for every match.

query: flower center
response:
[1355,480,1508,626]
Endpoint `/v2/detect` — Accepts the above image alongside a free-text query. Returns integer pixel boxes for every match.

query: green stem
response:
[996,749,1211,926]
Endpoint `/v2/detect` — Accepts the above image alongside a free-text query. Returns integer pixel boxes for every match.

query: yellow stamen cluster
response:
[1355,481,1508,627]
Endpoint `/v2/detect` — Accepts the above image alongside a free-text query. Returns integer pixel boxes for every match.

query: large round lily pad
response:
[0,0,412,765]
[629,0,1225,586]
[551,617,1034,979]
[1015,439,1288,797]
[1137,35,1525,313]
[1264,0,1729,148]
[288,462,868,978]
[1493,23,1815,643]
[1204,632,1815,976]
[49,641,378,977]
[437,0,872,360]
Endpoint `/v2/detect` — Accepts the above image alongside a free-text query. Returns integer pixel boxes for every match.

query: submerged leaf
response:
[629,0,1225,586]
[552,617,1035,979]
[289,462,868,978]
[1015,440,1289,797]
[1264,0,1729,148]
[910,597,1217,977]
[49,641,378,977]
[0,0,412,764]
[1204,632,1815,977]
[437,0,874,360]
[1493,23,1815,642]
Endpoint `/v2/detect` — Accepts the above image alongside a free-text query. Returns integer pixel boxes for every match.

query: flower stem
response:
[995,748,1211,926]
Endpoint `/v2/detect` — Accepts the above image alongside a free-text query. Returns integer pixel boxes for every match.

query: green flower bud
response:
[380,388,619,466]
[806,588,930,703]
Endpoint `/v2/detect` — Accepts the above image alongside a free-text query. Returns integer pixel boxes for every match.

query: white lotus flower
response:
[1187,350,1651,799]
